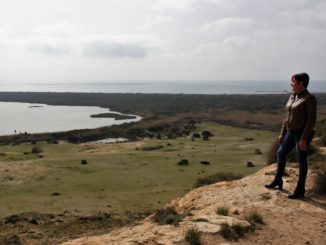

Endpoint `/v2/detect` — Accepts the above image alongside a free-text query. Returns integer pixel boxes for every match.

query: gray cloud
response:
[20,32,161,58]
[0,0,325,82]
[82,40,148,58]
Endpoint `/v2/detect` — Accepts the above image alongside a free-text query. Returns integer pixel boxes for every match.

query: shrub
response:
[217,207,229,216]
[194,172,243,188]
[244,137,254,141]
[185,228,201,245]
[316,119,326,146]
[200,161,210,165]
[266,139,279,165]
[219,223,233,240]
[219,223,249,241]
[0,235,23,245]
[31,146,42,154]
[178,159,189,166]
[141,145,163,151]
[231,224,250,238]
[153,207,182,226]
[193,133,201,138]
[308,145,325,169]
[81,159,88,165]
[313,164,326,195]
[254,148,262,155]
[245,211,264,226]
[246,161,255,167]
[202,130,213,138]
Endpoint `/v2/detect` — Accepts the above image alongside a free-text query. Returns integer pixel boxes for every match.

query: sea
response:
[0,81,325,136]
[0,80,325,94]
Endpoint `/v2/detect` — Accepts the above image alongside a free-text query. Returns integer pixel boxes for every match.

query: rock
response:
[60,165,326,245]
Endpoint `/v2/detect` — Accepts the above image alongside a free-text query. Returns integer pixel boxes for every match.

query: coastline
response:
[0,92,325,144]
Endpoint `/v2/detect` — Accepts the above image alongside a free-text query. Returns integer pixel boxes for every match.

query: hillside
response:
[61,163,326,245]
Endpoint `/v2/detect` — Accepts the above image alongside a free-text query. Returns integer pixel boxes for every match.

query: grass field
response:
[0,122,277,217]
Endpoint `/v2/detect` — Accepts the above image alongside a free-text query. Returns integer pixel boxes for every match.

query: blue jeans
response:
[276,130,314,194]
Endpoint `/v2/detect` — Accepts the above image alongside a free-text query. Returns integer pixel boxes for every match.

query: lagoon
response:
[0,102,140,136]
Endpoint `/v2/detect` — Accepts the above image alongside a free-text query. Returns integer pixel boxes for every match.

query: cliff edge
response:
[61,164,326,245]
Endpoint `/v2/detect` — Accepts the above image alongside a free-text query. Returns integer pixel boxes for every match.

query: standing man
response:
[265,73,317,199]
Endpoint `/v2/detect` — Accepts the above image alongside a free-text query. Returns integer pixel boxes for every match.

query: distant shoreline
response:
[0,92,325,145]
[0,80,325,94]
[0,91,325,115]
[90,112,137,120]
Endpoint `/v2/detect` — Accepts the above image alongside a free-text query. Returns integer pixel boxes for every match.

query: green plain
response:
[0,122,277,216]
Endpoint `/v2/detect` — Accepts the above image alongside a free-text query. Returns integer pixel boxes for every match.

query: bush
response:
[316,119,326,146]
[192,133,201,138]
[246,161,255,167]
[313,164,326,195]
[308,145,325,169]
[217,207,229,216]
[185,228,201,245]
[81,159,88,165]
[0,235,23,245]
[202,130,213,138]
[178,159,189,166]
[153,207,182,226]
[254,148,262,155]
[141,145,163,151]
[194,172,243,188]
[244,137,254,141]
[245,211,264,226]
[31,146,42,154]
[219,223,249,241]
[200,161,210,165]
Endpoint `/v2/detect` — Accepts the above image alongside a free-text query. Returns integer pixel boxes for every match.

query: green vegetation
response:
[245,211,264,227]
[316,119,326,146]
[31,146,42,154]
[153,207,182,226]
[185,228,201,245]
[0,122,276,217]
[194,172,243,188]
[313,164,326,195]
[219,223,251,241]
[90,112,137,120]
[81,159,88,165]
[216,207,229,216]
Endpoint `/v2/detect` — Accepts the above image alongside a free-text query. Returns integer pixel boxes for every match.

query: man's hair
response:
[292,73,309,88]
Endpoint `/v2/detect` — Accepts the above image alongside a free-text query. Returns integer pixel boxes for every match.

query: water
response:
[0,80,325,94]
[0,102,141,136]
[0,80,324,136]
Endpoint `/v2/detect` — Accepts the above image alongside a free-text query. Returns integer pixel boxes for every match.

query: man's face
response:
[291,78,304,93]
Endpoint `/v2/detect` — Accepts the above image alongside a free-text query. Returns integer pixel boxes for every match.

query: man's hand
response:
[279,135,284,144]
[299,139,307,151]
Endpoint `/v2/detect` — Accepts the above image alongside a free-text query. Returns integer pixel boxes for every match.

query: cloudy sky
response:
[0,0,325,83]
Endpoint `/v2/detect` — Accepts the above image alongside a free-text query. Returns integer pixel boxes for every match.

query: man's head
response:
[291,73,309,89]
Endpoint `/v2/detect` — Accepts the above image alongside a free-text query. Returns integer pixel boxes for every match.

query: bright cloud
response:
[0,0,325,82]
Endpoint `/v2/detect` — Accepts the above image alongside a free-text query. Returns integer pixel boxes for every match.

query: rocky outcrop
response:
[61,165,326,245]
